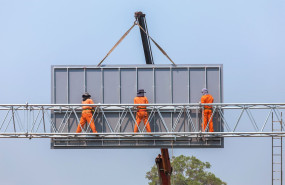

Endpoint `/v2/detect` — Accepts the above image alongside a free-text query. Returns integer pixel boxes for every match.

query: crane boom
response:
[135,12,154,64]
[156,149,172,185]
[135,11,172,184]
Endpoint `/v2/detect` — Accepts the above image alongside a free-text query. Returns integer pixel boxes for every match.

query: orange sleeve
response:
[145,97,149,104]
[134,97,138,104]
[90,99,96,108]
[88,99,95,104]
[201,96,206,103]
[83,99,95,109]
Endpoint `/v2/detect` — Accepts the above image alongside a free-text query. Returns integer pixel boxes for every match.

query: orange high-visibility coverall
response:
[134,96,151,132]
[201,94,214,132]
[76,99,97,133]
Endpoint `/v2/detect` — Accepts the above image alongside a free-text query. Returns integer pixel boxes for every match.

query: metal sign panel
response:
[51,64,223,148]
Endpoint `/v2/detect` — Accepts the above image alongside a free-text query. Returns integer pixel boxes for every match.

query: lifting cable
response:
[97,22,136,66]
[97,21,176,66]
[136,23,176,66]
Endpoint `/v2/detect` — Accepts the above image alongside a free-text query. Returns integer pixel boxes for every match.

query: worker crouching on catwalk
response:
[201,88,214,132]
[134,89,151,133]
[76,92,97,133]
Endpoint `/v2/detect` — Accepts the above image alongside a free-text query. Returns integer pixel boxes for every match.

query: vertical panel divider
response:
[188,67,190,103]
[119,68,121,132]
[101,68,104,104]
[196,107,198,131]
[153,67,156,103]
[219,66,221,103]
[67,68,69,104]
[84,68,86,92]
[153,67,156,132]
[171,112,173,132]
[219,66,222,132]
[205,67,207,89]
[136,67,138,92]
[170,67,173,103]
[119,68,121,104]
[101,68,104,132]
[53,67,56,104]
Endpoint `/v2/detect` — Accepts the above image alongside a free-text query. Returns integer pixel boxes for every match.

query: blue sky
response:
[0,0,285,184]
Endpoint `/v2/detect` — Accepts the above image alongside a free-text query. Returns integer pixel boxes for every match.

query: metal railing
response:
[0,103,284,138]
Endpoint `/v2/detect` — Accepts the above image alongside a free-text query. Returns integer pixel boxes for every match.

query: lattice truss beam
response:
[0,103,284,138]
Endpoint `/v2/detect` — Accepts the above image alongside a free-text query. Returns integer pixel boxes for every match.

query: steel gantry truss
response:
[0,103,284,138]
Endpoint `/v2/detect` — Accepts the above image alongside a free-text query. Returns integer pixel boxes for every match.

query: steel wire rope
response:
[136,22,176,66]
[97,20,176,66]
[97,22,137,66]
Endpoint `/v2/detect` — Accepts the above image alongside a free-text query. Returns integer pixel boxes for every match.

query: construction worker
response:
[134,89,151,133]
[76,92,97,133]
[201,88,214,132]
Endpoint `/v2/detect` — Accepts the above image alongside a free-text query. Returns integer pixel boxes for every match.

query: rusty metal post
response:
[156,148,172,185]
